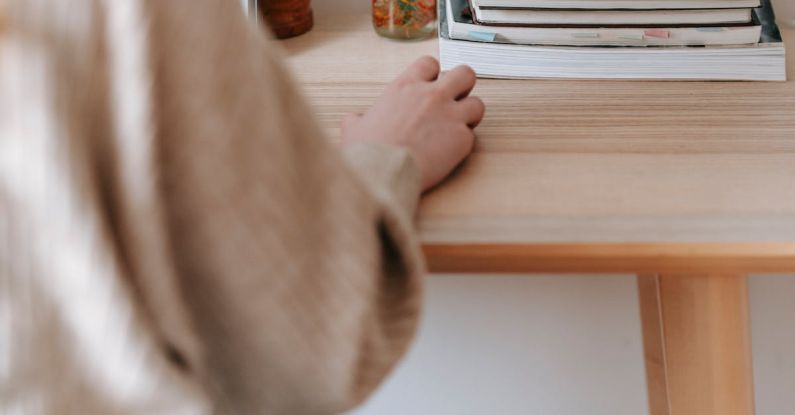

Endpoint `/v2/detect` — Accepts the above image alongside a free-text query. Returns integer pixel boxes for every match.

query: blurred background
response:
[287,2,795,414]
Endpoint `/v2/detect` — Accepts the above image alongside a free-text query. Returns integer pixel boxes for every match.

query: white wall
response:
[345,276,795,415]
[306,1,795,414]
[353,275,650,415]
[748,276,795,415]
[779,0,795,22]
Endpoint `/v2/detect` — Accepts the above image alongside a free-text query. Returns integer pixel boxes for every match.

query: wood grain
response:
[653,274,755,415]
[638,275,671,415]
[284,16,795,272]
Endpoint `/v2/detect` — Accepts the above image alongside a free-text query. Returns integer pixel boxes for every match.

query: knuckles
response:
[415,56,441,76]
[425,86,450,104]
[457,65,477,81]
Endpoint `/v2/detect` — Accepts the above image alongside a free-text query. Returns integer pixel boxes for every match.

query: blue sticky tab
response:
[696,27,724,32]
[468,31,497,42]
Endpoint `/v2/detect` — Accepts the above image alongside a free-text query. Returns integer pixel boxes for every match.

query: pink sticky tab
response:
[644,30,670,39]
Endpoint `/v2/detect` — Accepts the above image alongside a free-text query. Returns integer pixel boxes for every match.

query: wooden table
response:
[283,17,795,415]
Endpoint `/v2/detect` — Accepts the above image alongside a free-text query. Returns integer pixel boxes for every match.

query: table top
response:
[282,16,795,273]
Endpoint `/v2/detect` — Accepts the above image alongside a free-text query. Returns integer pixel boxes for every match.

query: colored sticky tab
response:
[572,32,599,39]
[468,31,497,42]
[697,27,724,32]
[618,34,644,41]
[644,29,670,39]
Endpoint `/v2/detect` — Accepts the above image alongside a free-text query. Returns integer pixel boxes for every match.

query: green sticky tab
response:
[468,31,497,42]
[697,27,724,32]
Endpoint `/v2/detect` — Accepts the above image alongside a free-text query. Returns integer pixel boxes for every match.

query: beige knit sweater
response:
[0,1,424,414]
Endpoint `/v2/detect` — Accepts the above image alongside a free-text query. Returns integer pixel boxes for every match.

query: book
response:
[470,6,755,26]
[439,0,786,81]
[451,24,763,47]
[472,0,760,10]
[456,2,762,46]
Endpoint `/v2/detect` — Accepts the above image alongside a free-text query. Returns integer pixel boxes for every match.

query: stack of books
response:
[439,0,786,80]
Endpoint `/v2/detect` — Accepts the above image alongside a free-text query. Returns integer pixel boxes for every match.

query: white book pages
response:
[472,0,761,10]
[439,37,786,80]
[472,7,754,25]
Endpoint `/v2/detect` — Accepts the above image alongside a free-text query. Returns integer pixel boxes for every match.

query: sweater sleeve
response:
[95,1,425,414]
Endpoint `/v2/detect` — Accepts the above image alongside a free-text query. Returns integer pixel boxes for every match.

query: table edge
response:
[423,242,795,274]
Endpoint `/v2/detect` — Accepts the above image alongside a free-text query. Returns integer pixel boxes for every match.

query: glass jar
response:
[258,0,314,39]
[372,0,437,41]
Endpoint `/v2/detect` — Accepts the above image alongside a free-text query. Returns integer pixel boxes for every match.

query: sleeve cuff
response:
[340,142,423,219]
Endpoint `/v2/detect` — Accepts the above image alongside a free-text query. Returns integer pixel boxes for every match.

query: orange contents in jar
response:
[372,0,436,40]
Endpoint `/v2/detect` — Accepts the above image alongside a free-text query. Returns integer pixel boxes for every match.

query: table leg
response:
[637,274,755,415]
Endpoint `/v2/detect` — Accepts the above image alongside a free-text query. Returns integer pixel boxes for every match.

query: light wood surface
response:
[283,16,795,273]
[424,243,795,274]
[638,275,671,415]
[282,15,789,415]
[638,274,755,415]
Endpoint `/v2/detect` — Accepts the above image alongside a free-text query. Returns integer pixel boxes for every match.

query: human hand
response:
[340,56,485,191]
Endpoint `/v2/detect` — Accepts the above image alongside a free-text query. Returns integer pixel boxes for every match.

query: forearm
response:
[106,1,426,413]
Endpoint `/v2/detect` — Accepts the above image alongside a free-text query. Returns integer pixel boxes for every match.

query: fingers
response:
[397,56,441,83]
[438,65,477,100]
[442,66,483,126]
[457,96,486,128]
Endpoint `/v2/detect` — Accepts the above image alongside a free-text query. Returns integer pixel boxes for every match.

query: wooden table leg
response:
[637,274,755,415]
